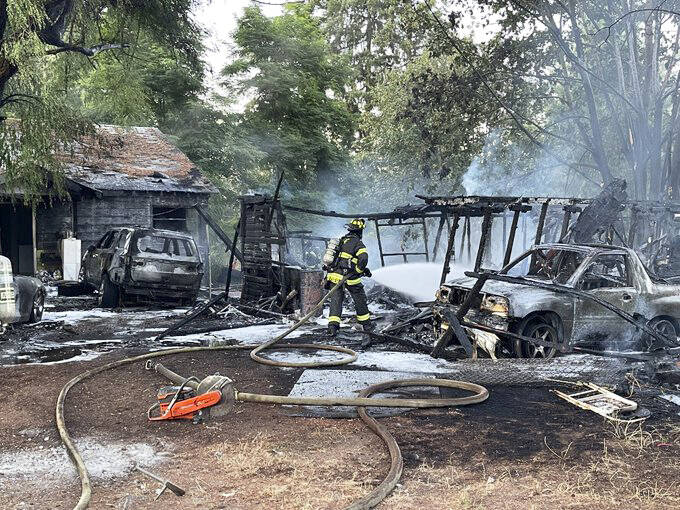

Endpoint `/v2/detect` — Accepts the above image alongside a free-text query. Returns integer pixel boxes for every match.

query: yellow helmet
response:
[346,218,366,231]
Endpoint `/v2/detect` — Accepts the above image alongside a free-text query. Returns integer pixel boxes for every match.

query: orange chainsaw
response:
[146,363,235,424]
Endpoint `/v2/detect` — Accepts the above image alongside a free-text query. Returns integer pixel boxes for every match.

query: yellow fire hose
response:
[56,277,489,510]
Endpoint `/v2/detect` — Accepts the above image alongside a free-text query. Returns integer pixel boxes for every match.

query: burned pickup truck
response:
[82,228,203,307]
[434,244,680,358]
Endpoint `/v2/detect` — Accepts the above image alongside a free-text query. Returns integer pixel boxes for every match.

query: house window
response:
[152,207,187,232]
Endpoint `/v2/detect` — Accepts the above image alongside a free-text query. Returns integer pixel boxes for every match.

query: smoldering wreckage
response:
[2,177,680,509]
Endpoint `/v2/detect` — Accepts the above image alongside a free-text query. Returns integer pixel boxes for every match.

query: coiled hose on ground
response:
[56,278,489,510]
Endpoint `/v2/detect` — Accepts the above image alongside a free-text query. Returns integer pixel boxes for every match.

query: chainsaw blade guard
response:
[196,374,235,418]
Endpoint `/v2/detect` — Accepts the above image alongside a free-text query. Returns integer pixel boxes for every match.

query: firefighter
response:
[325,218,373,336]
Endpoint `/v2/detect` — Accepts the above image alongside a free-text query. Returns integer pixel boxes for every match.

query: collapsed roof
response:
[58,125,216,195]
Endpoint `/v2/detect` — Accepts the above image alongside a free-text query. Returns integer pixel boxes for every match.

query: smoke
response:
[462,130,593,198]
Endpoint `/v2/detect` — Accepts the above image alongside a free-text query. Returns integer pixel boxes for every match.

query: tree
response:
[0,0,203,200]
[223,4,356,187]
[312,0,440,115]
[460,0,680,199]
[358,50,496,199]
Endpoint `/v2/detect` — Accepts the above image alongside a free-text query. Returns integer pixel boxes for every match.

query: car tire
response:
[28,290,45,323]
[645,317,679,349]
[99,273,120,308]
[514,317,562,359]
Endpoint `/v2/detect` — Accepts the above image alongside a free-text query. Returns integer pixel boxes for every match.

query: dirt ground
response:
[1,296,679,509]
[0,345,678,510]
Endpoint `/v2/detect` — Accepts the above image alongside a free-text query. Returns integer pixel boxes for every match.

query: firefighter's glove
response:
[363,268,372,278]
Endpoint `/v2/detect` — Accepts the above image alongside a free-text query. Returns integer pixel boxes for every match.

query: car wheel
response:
[645,317,679,349]
[99,273,120,308]
[29,290,45,323]
[515,318,561,359]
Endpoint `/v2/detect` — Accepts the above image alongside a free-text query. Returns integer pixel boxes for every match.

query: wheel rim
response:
[33,292,44,318]
[526,324,558,359]
[652,320,678,346]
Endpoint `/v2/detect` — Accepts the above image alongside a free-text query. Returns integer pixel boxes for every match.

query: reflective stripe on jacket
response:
[326,233,368,282]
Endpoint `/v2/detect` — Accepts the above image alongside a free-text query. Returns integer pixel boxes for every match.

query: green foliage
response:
[223,5,356,184]
[312,0,437,111]
[360,50,493,192]
[0,0,204,200]
[0,100,92,200]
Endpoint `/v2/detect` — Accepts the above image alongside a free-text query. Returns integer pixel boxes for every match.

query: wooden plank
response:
[502,208,521,267]
[439,213,460,286]
[474,209,492,272]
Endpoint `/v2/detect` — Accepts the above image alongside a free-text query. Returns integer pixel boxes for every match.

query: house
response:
[0,125,216,279]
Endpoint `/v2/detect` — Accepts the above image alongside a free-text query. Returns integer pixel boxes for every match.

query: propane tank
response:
[0,256,15,326]
[322,238,341,267]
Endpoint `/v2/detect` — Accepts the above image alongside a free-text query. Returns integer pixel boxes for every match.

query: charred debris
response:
[158,180,680,374]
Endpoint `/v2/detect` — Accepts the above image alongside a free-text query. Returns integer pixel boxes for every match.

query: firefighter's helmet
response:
[346,218,366,232]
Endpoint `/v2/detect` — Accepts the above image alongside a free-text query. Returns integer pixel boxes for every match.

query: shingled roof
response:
[59,125,216,194]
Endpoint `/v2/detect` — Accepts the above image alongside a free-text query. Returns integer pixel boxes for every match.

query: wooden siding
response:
[36,200,72,253]
[75,195,152,250]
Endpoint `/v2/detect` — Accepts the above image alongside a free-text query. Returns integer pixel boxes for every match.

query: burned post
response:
[440,213,460,286]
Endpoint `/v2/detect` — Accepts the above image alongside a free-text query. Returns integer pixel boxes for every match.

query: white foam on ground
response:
[267,350,612,381]
[660,394,680,406]
[285,369,435,417]
[7,350,103,367]
[43,308,188,325]
[162,323,308,345]
[352,351,458,374]
[0,436,168,490]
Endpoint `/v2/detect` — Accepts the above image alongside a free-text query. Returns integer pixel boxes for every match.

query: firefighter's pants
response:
[328,282,370,325]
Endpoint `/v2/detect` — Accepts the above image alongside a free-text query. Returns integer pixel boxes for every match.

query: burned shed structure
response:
[238,184,680,360]
[0,125,215,279]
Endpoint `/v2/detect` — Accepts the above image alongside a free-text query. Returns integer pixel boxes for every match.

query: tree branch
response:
[45,42,129,56]
[593,5,680,43]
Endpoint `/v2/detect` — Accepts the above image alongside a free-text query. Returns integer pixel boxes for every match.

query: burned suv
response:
[83,228,203,307]
[435,244,680,358]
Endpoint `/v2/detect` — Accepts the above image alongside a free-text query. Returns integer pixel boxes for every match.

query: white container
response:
[61,237,82,281]
[0,255,15,325]
[322,238,341,266]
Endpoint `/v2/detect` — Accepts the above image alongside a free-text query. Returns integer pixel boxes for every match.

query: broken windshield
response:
[132,233,199,261]
[503,248,586,284]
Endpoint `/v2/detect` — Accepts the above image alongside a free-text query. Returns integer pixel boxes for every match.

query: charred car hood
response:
[445,276,567,317]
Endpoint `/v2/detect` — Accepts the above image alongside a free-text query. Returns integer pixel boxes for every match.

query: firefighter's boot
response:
[362,320,375,332]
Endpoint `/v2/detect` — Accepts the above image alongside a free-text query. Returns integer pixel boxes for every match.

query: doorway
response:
[0,202,35,275]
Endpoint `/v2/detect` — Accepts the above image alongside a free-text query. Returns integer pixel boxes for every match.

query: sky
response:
[192,0,500,99]
[193,1,283,91]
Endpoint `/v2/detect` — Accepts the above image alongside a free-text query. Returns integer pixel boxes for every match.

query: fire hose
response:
[56,277,489,510]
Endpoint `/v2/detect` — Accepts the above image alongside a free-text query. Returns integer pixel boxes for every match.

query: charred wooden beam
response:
[440,213,460,285]
[502,207,523,267]
[534,201,550,245]
[224,222,240,296]
[559,205,581,241]
[474,208,493,272]
[155,291,227,341]
[374,219,386,267]
[628,207,639,247]
[431,273,489,358]
[283,204,437,220]
[431,306,473,358]
[421,217,430,262]
[432,214,445,262]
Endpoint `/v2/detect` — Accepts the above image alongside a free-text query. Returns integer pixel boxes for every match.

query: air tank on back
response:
[0,255,15,327]
[322,238,341,267]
